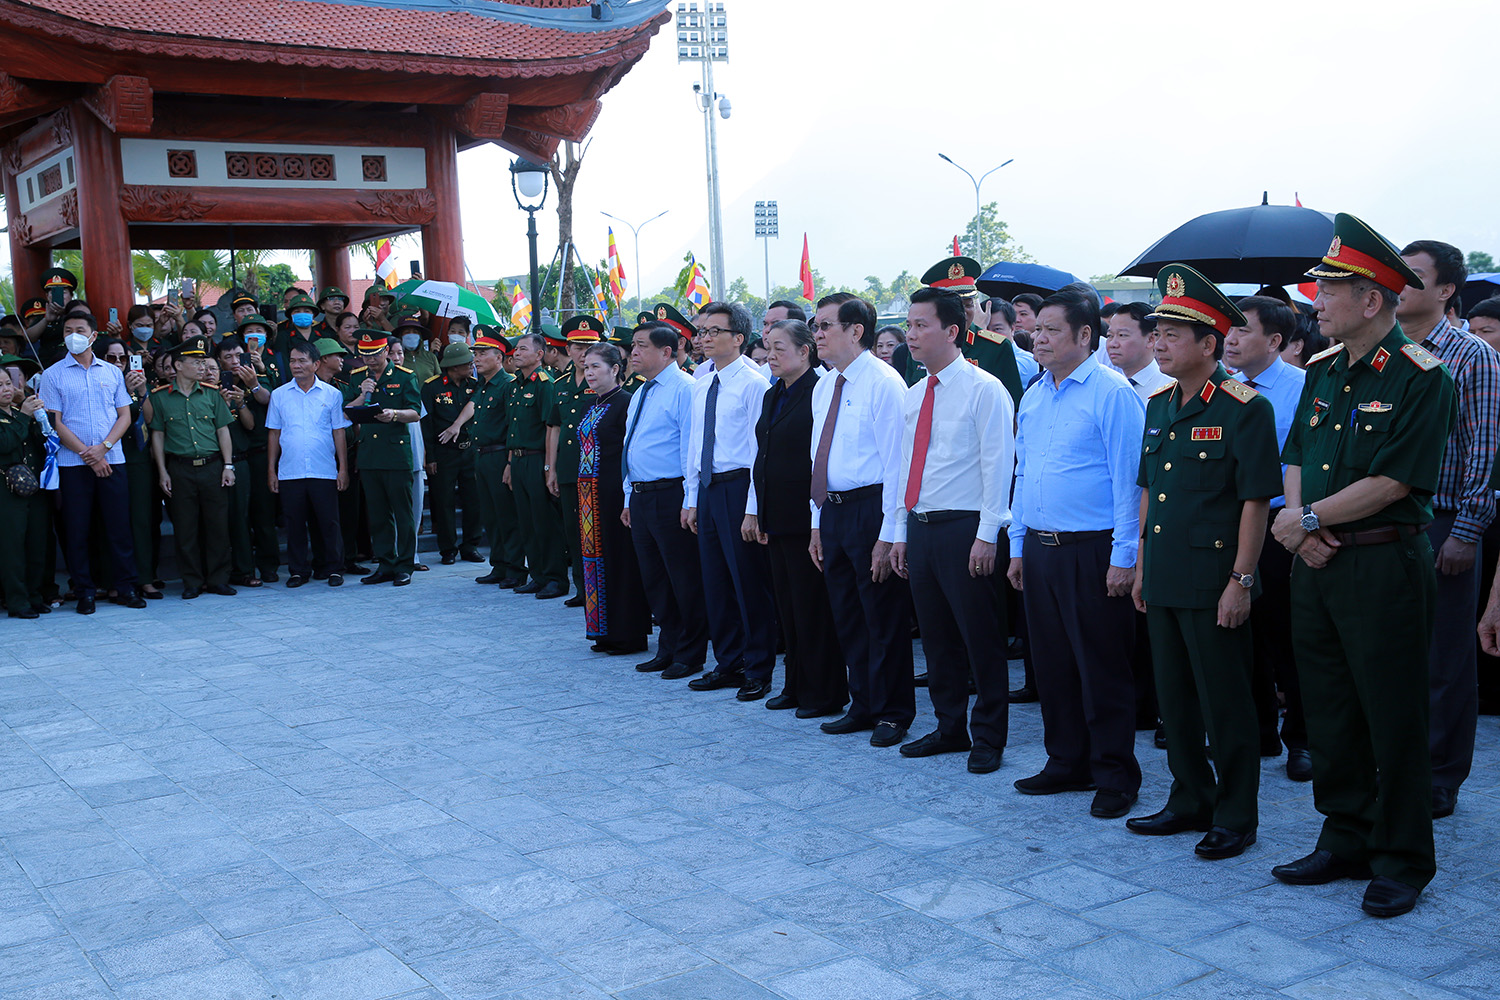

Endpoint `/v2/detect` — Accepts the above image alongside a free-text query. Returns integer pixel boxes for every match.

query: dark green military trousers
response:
[125,455,160,585]
[1290,532,1437,889]
[227,453,281,579]
[1147,604,1260,834]
[362,468,416,575]
[0,485,36,613]
[509,452,566,588]
[166,456,231,591]
[476,450,526,581]
[431,444,480,557]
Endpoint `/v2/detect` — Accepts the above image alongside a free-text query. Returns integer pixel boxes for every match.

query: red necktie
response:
[905,375,937,511]
[810,373,846,508]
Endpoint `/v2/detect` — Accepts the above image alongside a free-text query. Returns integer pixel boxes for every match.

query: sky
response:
[5,0,1497,302]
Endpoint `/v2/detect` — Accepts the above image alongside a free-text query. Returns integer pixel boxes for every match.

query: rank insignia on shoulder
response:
[1401,343,1442,371]
[1219,379,1256,403]
[1358,400,1394,413]
[1192,427,1223,440]
[1149,381,1176,398]
[1308,343,1345,365]
[425,374,441,383]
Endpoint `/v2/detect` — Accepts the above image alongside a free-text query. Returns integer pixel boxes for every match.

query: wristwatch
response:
[1300,503,1320,532]
[1231,571,1254,589]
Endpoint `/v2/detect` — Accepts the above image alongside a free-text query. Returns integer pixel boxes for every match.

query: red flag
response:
[1295,192,1303,207]
[952,236,962,257]
[799,234,815,302]
[1297,282,1319,302]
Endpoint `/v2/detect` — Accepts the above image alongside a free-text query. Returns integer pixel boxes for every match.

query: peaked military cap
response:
[20,296,47,320]
[286,293,317,314]
[650,303,694,339]
[236,313,274,335]
[561,315,604,343]
[613,325,636,347]
[41,267,78,291]
[1149,264,1247,335]
[1304,212,1423,294]
[229,289,258,310]
[635,311,655,328]
[170,333,210,358]
[439,342,475,367]
[921,256,982,297]
[540,323,566,350]
[318,286,349,306]
[313,337,348,357]
[472,326,507,352]
[356,330,390,353]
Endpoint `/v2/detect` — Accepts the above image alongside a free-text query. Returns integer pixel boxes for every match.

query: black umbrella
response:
[1120,194,1335,287]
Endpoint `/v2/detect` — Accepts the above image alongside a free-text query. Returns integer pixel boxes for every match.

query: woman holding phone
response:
[0,359,48,617]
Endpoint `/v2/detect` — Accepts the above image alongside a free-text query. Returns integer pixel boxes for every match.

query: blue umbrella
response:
[975,261,1080,300]
[1463,273,1500,309]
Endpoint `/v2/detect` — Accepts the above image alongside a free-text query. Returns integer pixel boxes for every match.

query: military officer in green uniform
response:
[314,286,350,342]
[348,331,422,585]
[423,341,483,564]
[902,257,1027,406]
[148,334,238,599]
[470,330,527,587]
[1127,265,1284,859]
[504,331,568,598]
[215,336,280,585]
[0,356,47,617]
[239,314,286,388]
[1268,213,1458,918]
[545,315,602,606]
[275,294,319,361]
[650,304,697,374]
[615,326,648,390]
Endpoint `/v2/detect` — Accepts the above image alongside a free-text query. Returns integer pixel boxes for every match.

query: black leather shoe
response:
[1008,685,1038,704]
[460,549,484,563]
[967,745,1002,774]
[1432,787,1457,819]
[141,589,163,600]
[636,654,670,673]
[796,704,842,719]
[820,713,875,735]
[440,552,457,565]
[361,571,395,585]
[8,608,39,619]
[514,580,542,594]
[1271,849,1373,885]
[689,670,745,691]
[1195,828,1256,860]
[1014,771,1096,795]
[765,693,797,710]
[32,603,53,613]
[1286,747,1312,782]
[564,594,586,608]
[1090,789,1137,818]
[414,563,430,572]
[1126,809,1210,837]
[736,679,770,702]
[1154,726,1168,750]
[286,575,308,588]
[1362,876,1420,918]
[77,596,97,614]
[660,663,702,680]
[535,582,566,600]
[206,584,237,596]
[113,592,147,609]
[328,574,343,587]
[870,721,907,747]
[913,672,929,687]
[475,570,504,584]
[344,561,371,575]
[497,577,523,589]
[899,730,972,758]
[393,573,412,586]
[180,589,200,601]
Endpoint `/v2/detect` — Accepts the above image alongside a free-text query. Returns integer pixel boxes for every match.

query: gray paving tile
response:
[370,906,510,962]
[508,896,647,953]
[1042,932,1212,999]
[617,964,781,999]
[695,920,848,979]
[559,926,712,993]
[1287,962,1474,1000]
[264,946,428,1000]
[768,955,922,1000]
[91,925,235,986]
[884,877,1030,921]
[111,958,276,1000]
[1181,923,1347,988]
[904,945,1087,1000]
[194,884,334,939]
[761,881,904,932]
[412,938,567,998]
[955,901,1110,957]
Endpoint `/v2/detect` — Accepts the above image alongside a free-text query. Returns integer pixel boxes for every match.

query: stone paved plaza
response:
[1,561,1497,1000]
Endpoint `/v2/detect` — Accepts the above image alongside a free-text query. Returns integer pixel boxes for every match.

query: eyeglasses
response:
[697,326,734,338]
[813,320,847,333]
[104,354,127,364]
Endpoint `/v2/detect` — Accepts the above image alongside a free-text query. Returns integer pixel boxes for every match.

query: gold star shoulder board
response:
[396,365,413,374]
[1148,380,1177,398]
[1308,344,1344,365]
[350,366,367,375]
[973,327,1007,346]
[1219,379,1258,404]
[424,374,441,383]
[1401,343,1442,371]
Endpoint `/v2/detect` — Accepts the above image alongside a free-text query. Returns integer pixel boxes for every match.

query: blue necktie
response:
[621,378,654,483]
[699,374,719,491]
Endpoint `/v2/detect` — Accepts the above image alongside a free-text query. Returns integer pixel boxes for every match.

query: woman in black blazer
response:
[744,319,846,716]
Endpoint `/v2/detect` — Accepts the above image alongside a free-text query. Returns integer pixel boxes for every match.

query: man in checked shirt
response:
[1395,239,1500,822]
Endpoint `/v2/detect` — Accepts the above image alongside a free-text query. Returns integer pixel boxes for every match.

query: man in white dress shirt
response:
[809,294,915,747]
[889,288,1016,774]
[1107,302,1174,400]
[683,302,775,699]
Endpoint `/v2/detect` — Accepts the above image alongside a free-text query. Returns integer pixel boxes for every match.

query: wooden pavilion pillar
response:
[1,161,48,306]
[71,102,134,313]
[422,122,464,283]
[314,244,352,301]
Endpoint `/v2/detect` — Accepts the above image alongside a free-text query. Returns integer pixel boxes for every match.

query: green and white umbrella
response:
[389,279,500,326]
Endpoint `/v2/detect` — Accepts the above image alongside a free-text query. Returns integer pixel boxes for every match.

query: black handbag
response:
[4,463,39,498]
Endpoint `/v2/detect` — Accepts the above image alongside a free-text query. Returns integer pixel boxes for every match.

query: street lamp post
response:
[678,2,730,300]
[754,200,777,315]
[601,209,668,316]
[510,159,550,337]
[938,154,1013,260]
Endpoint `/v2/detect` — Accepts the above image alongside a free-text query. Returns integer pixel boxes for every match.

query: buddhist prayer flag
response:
[509,281,532,330]
[591,270,611,322]
[374,239,398,289]
[799,234,814,302]
[607,228,627,300]
[686,257,710,308]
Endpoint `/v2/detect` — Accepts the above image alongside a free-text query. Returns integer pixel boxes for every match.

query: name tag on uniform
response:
[1357,401,1393,413]
[1191,427,1222,441]
[1147,427,1161,437]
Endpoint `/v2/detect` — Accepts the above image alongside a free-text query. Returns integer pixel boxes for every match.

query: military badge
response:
[1357,401,1393,413]
[656,306,667,320]
[1371,347,1390,373]
[1191,427,1222,441]
[1327,236,1342,259]
[948,263,964,280]
[1166,272,1186,299]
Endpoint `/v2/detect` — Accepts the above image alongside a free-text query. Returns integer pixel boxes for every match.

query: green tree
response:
[957,202,1033,265]
[256,264,302,304]
[1469,250,1496,275]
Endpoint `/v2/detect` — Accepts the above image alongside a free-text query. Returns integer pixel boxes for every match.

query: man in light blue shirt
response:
[267,340,351,586]
[1226,295,1311,779]
[622,322,708,677]
[1006,291,1145,818]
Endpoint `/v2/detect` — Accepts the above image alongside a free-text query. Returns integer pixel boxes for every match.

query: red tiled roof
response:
[9,0,668,73]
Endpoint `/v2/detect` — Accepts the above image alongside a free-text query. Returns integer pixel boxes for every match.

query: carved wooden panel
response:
[120,185,219,221]
[83,75,153,135]
[37,163,62,197]
[507,100,601,142]
[361,155,387,182]
[354,189,436,225]
[167,149,197,178]
[449,93,509,140]
[225,151,336,181]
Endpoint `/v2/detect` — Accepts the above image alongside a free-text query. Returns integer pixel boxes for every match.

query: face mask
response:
[64,332,92,355]
[132,325,153,341]
[401,333,421,350]
[292,312,314,329]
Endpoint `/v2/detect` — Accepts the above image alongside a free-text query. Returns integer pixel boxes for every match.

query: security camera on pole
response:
[678,1,730,301]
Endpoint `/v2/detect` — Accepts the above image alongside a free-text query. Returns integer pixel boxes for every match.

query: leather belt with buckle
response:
[825,484,881,505]
[632,477,684,494]
[1032,528,1112,546]
[709,468,749,484]
[168,455,218,468]
[1331,524,1420,547]
[910,509,978,524]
